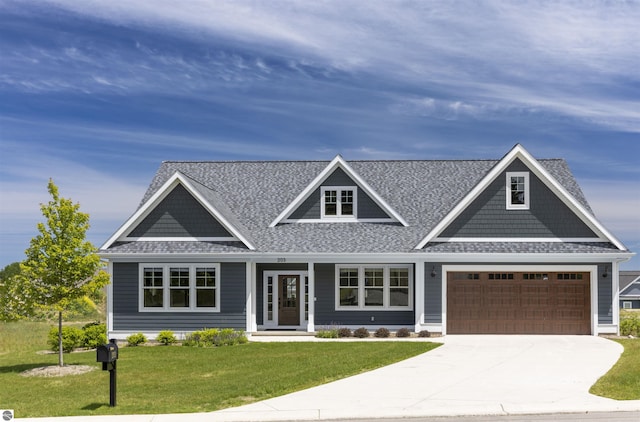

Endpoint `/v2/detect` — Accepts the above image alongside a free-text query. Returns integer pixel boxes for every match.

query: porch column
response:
[307,262,315,332]
[246,261,257,333]
[414,261,425,332]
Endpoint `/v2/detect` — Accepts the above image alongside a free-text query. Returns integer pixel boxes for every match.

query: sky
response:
[0,0,639,270]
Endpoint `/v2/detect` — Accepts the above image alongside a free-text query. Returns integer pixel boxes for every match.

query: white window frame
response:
[321,186,357,219]
[335,264,413,310]
[506,172,530,210]
[139,263,221,312]
[622,301,632,309]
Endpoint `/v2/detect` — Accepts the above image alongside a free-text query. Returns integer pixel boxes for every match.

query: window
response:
[339,267,359,307]
[336,265,413,310]
[139,264,220,312]
[506,172,529,210]
[623,301,632,310]
[321,187,357,218]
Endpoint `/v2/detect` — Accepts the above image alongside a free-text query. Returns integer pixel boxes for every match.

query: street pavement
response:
[16,335,640,421]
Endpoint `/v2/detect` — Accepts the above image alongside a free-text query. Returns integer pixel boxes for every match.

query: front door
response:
[278,275,300,326]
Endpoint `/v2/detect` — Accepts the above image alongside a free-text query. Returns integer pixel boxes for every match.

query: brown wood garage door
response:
[447,271,591,334]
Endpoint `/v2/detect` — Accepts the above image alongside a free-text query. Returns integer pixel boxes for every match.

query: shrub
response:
[353,327,369,338]
[183,328,247,347]
[375,327,390,338]
[338,327,352,338]
[315,329,339,338]
[418,330,431,338]
[620,311,640,336]
[48,326,84,353]
[82,323,107,348]
[396,327,411,338]
[126,332,147,346]
[156,330,177,345]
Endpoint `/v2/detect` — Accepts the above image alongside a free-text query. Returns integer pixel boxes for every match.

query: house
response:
[619,271,640,310]
[99,144,634,338]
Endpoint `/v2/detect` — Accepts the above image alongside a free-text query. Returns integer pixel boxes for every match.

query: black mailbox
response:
[97,341,118,363]
[97,339,119,407]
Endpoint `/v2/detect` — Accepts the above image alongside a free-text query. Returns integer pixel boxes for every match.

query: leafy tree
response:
[0,262,21,281]
[17,179,109,366]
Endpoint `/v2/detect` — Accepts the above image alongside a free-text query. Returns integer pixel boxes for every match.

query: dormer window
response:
[506,172,529,210]
[321,187,356,219]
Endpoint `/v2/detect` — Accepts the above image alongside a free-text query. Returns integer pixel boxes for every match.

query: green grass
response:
[590,338,640,400]
[0,321,440,417]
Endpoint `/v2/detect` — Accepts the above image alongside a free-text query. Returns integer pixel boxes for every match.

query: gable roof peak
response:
[269,154,408,227]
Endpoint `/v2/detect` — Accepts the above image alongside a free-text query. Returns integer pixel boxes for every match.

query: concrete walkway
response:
[17,336,640,421]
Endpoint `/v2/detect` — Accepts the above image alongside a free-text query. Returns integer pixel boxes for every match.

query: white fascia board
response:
[414,144,627,250]
[100,171,256,250]
[433,237,607,243]
[269,155,408,227]
[620,280,640,296]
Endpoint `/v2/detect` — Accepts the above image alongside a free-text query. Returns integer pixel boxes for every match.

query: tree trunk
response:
[58,311,63,367]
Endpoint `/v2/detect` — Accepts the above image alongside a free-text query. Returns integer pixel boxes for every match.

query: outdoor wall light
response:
[602,267,609,278]
[431,266,437,277]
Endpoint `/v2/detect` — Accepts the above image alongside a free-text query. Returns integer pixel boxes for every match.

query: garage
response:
[447,271,591,334]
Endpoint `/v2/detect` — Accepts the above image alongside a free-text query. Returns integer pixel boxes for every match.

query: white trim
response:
[106,261,114,337]
[441,264,598,336]
[246,262,256,332]
[414,262,425,331]
[415,144,627,250]
[101,172,255,250]
[612,261,620,335]
[269,155,408,227]
[123,237,237,242]
[433,237,608,243]
[619,275,640,296]
[622,301,633,309]
[335,264,414,311]
[281,218,396,224]
[307,262,315,332]
[506,171,530,210]
[138,263,221,312]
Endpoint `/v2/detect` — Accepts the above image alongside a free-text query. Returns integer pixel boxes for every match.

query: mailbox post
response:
[96,339,119,407]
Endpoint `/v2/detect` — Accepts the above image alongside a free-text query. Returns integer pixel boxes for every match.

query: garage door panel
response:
[447,272,591,335]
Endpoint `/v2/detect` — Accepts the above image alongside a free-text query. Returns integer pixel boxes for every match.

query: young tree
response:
[19,179,109,366]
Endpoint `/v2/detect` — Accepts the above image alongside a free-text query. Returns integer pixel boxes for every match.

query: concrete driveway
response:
[210,335,640,421]
[19,336,640,422]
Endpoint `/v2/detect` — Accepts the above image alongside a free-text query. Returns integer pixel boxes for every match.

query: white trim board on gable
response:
[101,171,256,250]
[269,155,408,227]
[414,144,627,250]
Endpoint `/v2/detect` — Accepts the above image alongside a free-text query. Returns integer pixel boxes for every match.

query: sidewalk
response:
[17,336,640,421]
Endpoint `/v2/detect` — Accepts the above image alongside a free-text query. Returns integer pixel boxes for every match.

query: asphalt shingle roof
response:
[101,156,619,256]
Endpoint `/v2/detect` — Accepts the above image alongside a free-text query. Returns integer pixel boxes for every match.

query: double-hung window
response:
[321,186,356,219]
[139,264,220,312]
[336,264,412,310]
[506,172,529,210]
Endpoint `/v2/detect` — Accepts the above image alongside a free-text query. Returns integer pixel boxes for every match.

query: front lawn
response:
[590,338,640,400]
[0,321,440,417]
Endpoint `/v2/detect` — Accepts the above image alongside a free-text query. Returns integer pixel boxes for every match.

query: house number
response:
[277,258,287,263]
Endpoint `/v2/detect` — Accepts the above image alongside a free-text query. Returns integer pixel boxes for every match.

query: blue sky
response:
[0,0,639,269]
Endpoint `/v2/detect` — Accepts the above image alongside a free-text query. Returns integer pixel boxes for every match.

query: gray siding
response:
[112,262,246,331]
[598,263,613,324]
[424,263,442,323]
[314,263,414,327]
[440,159,596,238]
[620,300,640,310]
[288,168,390,220]
[129,184,232,238]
